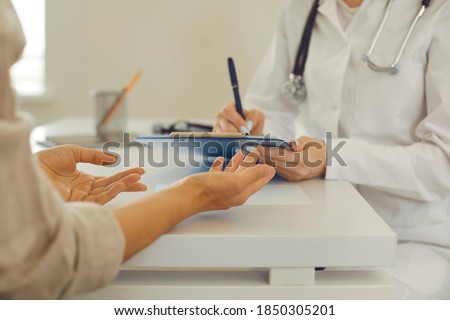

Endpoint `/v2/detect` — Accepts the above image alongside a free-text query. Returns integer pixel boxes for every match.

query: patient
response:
[0,1,275,299]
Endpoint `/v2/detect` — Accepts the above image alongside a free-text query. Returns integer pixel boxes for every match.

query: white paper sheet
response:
[246,183,312,205]
[156,183,312,206]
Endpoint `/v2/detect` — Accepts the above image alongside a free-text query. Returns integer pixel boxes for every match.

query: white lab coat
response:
[245,0,450,299]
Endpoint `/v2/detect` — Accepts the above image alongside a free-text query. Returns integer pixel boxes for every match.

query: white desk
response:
[33,117,397,299]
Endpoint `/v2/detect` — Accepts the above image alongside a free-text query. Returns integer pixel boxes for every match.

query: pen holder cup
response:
[91,90,127,137]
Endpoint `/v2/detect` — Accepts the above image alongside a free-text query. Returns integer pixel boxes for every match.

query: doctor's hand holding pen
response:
[213,103,266,136]
[215,59,266,136]
[213,105,327,182]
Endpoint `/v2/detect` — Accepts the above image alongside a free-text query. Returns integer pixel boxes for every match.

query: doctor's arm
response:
[326,10,450,202]
[258,136,327,182]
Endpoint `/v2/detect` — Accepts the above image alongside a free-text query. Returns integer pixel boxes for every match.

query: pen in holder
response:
[41,71,142,148]
[91,90,127,140]
[94,70,142,141]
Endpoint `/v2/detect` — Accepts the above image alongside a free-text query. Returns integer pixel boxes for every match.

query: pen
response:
[227,57,250,135]
[96,70,143,131]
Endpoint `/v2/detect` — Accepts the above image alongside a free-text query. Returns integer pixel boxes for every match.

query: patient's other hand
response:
[36,145,147,204]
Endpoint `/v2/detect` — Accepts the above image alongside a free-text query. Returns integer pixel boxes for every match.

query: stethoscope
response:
[282,0,433,102]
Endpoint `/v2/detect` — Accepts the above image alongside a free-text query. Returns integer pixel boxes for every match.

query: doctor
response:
[214,0,450,299]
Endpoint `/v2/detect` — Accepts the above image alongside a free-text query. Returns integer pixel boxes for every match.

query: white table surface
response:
[32,117,397,271]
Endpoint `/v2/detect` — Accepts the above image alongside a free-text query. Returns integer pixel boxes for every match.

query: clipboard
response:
[39,132,138,148]
[135,132,293,160]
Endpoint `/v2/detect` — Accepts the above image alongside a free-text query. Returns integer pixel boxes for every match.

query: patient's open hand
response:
[35,145,147,204]
[188,152,276,212]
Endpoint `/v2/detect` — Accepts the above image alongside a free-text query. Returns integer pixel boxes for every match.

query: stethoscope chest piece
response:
[282,73,307,102]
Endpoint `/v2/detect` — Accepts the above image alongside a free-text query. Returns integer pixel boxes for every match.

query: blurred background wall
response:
[21,0,284,125]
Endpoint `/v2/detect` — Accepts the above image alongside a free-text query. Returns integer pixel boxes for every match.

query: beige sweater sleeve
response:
[0,114,125,299]
[0,1,125,299]
[0,116,125,299]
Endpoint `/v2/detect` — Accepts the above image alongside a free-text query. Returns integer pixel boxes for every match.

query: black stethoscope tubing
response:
[292,0,321,77]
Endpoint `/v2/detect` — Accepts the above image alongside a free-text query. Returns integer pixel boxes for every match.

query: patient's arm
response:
[114,152,275,261]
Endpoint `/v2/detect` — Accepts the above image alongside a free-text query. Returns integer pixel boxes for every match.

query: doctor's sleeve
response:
[244,0,301,141]
[326,8,450,202]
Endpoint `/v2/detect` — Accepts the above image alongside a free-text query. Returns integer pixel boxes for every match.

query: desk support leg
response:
[269,268,315,286]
